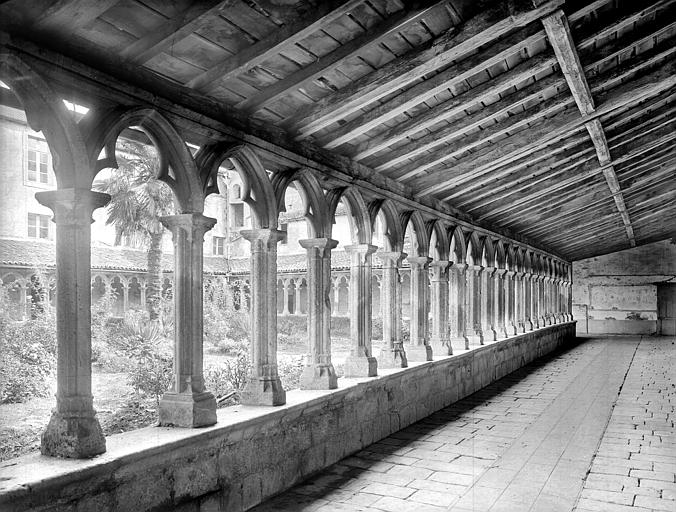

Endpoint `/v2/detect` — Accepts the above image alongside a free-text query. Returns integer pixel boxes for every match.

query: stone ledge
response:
[0,322,576,512]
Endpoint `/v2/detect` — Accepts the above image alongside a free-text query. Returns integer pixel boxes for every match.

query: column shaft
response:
[430,261,451,355]
[344,244,378,377]
[299,238,338,389]
[377,252,407,368]
[407,256,433,361]
[450,264,469,349]
[159,213,218,427]
[240,229,286,405]
[36,188,108,458]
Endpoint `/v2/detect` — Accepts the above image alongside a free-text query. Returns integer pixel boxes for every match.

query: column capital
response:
[241,228,286,245]
[160,213,217,238]
[451,262,468,273]
[505,270,516,278]
[495,268,508,277]
[429,260,450,271]
[408,256,432,269]
[377,251,407,266]
[344,243,378,255]
[36,188,110,225]
[468,263,484,272]
[299,237,338,258]
[484,266,497,275]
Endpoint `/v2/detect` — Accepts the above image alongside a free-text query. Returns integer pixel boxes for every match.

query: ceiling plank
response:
[236,3,444,113]
[33,0,120,35]
[119,1,234,65]
[320,26,547,149]
[184,0,365,92]
[289,0,564,138]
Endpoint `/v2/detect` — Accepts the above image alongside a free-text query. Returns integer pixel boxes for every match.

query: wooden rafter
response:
[184,0,366,92]
[289,0,564,138]
[235,2,445,113]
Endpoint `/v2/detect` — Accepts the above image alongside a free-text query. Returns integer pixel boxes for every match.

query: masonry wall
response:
[0,323,575,512]
[572,240,676,335]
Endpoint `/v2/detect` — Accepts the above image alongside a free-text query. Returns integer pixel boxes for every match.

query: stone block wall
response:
[0,322,575,512]
[572,240,676,335]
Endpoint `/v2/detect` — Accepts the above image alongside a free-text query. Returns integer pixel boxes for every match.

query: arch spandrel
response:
[0,50,91,189]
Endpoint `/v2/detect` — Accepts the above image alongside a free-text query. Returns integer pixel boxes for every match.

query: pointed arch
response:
[195,143,277,228]
[402,211,429,257]
[369,198,403,252]
[83,106,204,212]
[481,237,496,267]
[0,49,90,189]
[465,231,482,265]
[495,240,507,269]
[326,186,372,244]
[429,221,450,261]
[449,226,467,264]
[270,168,329,238]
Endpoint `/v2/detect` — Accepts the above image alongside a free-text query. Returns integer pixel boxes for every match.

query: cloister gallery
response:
[0,0,674,511]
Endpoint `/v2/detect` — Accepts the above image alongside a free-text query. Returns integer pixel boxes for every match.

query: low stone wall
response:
[0,322,576,512]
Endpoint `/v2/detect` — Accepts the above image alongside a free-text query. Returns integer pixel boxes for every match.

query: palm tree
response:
[95,140,175,320]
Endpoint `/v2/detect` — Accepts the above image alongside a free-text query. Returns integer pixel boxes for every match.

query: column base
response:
[41,409,106,459]
[378,343,408,368]
[540,316,547,327]
[343,355,378,377]
[158,391,217,427]
[241,377,286,406]
[517,322,526,334]
[525,319,534,331]
[300,363,338,390]
[450,335,470,350]
[482,327,498,342]
[508,324,518,335]
[406,343,433,361]
[430,336,452,356]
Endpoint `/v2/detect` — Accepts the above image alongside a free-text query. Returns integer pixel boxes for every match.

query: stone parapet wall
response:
[0,322,576,512]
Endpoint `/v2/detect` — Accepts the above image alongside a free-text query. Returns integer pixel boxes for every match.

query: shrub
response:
[278,355,305,391]
[205,354,250,407]
[372,316,383,340]
[330,316,351,337]
[0,287,57,403]
[203,280,250,354]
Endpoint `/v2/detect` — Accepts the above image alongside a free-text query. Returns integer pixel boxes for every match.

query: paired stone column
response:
[344,244,378,377]
[539,276,547,326]
[505,271,518,335]
[465,265,483,344]
[281,280,290,315]
[158,213,218,427]
[515,272,526,333]
[430,260,451,355]
[494,269,508,338]
[481,267,497,341]
[407,256,433,361]
[298,238,339,389]
[377,252,408,368]
[36,188,109,458]
[240,229,286,406]
[449,263,469,350]
[524,273,534,330]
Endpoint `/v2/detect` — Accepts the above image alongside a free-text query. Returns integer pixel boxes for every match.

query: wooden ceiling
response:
[0,0,674,261]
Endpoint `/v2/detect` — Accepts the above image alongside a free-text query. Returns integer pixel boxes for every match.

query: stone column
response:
[281,280,290,315]
[538,275,547,327]
[505,271,518,335]
[298,238,339,389]
[36,188,108,458]
[430,260,451,355]
[344,244,378,377]
[465,265,482,345]
[494,269,508,338]
[515,272,526,333]
[158,213,218,427]
[449,264,469,350]
[524,273,534,330]
[377,251,407,368]
[481,267,497,341]
[407,256,433,361]
[240,229,286,406]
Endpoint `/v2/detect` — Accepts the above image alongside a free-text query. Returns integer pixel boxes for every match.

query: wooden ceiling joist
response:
[289,0,564,139]
[184,0,365,92]
[235,2,444,114]
[119,1,233,65]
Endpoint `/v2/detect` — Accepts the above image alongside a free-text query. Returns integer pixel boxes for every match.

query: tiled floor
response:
[250,336,676,512]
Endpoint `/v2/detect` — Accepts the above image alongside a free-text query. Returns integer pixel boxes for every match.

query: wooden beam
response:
[184,0,365,91]
[320,26,547,149]
[541,10,594,114]
[119,1,234,65]
[33,0,120,35]
[289,0,564,138]
[236,2,444,113]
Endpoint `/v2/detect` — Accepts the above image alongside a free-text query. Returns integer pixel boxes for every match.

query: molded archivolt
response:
[401,210,430,257]
[196,143,277,228]
[495,239,507,270]
[83,106,204,213]
[481,237,496,268]
[326,186,372,244]
[449,226,467,264]
[271,168,329,238]
[429,221,450,261]
[368,199,403,252]
[466,231,483,265]
[0,50,90,189]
